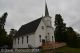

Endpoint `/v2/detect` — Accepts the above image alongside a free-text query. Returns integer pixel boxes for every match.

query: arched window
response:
[48,33,49,35]
[18,38,19,44]
[45,36,47,42]
[42,26,44,29]
[52,36,53,41]
[27,36,28,43]
[15,38,16,44]
[39,35,41,42]
[22,37,24,44]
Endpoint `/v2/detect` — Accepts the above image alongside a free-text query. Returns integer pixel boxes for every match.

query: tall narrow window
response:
[15,38,16,44]
[39,35,41,42]
[27,36,28,43]
[22,37,24,44]
[52,36,53,41]
[45,36,47,42]
[48,33,49,35]
[18,38,19,44]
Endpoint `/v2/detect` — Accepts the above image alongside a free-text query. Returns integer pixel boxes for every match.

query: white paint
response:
[13,16,55,49]
[13,34,35,48]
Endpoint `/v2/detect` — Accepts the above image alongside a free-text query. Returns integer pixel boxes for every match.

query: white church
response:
[13,2,55,49]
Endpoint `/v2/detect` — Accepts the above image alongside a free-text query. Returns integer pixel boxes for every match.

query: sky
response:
[0,0,80,34]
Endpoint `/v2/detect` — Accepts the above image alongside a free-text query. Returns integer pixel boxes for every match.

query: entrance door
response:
[42,39,45,44]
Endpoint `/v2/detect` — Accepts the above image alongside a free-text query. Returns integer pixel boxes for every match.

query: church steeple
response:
[45,1,49,16]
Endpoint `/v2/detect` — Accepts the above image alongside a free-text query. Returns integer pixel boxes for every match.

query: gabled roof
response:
[14,17,42,37]
[14,2,50,37]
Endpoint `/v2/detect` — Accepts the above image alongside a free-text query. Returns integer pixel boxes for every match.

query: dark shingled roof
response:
[14,17,42,37]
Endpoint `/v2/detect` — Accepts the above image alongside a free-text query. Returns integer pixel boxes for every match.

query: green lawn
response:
[55,46,80,53]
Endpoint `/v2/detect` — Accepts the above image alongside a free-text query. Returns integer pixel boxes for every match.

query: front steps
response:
[41,41,66,49]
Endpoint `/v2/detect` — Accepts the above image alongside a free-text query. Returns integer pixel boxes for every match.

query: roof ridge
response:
[14,17,43,37]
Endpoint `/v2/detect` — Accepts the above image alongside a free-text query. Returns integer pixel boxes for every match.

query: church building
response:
[13,2,55,49]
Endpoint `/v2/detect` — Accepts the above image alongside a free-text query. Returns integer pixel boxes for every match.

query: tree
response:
[54,14,79,48]
[54,14,66,42]
[0,12,8,29]
[65,27,78,47]
[0,12,8,48]
[7,29,17,48]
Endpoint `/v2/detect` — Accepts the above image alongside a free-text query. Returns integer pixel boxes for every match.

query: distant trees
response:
[54,14,80,48]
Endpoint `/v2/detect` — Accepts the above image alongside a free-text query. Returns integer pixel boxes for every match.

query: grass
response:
[55,46,80,53]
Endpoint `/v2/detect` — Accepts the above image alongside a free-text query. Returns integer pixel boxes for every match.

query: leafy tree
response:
[66,27,79,47]
[54,14,80,48]
[0,12,8,48]
[7,29,17,48]
[54,14,66,42]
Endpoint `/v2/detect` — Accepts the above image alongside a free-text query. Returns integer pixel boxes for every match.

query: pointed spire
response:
[45,0,49,16]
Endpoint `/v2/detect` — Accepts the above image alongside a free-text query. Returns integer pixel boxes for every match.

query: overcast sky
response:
[0,0,80,34]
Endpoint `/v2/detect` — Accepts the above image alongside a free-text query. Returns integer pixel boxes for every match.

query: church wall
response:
[46,27,55,42]
[13,33,35,48]
[13,17,55,48]
[42,16,52,26]
[34,20,47,47]
[42,16,55,42]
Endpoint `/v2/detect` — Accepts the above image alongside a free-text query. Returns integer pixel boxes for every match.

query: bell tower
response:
[42,1,54,42]
[42,1,52,27]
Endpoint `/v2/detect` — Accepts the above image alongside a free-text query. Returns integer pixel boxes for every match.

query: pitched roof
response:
[14,17,42,37]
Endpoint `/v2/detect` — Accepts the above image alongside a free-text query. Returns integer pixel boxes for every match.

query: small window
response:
[18,38,19,44]
[48,33,49,35]
[52,36,53,41]
[27,36,28,43]
[42,26,44,29]
[22,37,24,44]
[45,36,47,42]
[39,35,41,42]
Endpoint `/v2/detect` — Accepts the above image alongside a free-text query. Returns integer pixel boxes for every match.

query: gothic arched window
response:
[22,37,24,44]
[18,38,19,44]
[39,35,41,42]
[27,36,28,43]
[52,36,53,41]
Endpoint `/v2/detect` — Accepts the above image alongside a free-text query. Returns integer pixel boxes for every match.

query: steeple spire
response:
[45,0,49,16]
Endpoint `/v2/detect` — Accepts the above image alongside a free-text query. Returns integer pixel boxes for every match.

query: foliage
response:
[0,28,7,46]
[54,14,80,48]
[0,12,8,48]
[54,14,66,42]
[0,12,16,49]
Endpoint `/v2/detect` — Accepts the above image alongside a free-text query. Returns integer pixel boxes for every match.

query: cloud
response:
[0,0,80,33]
